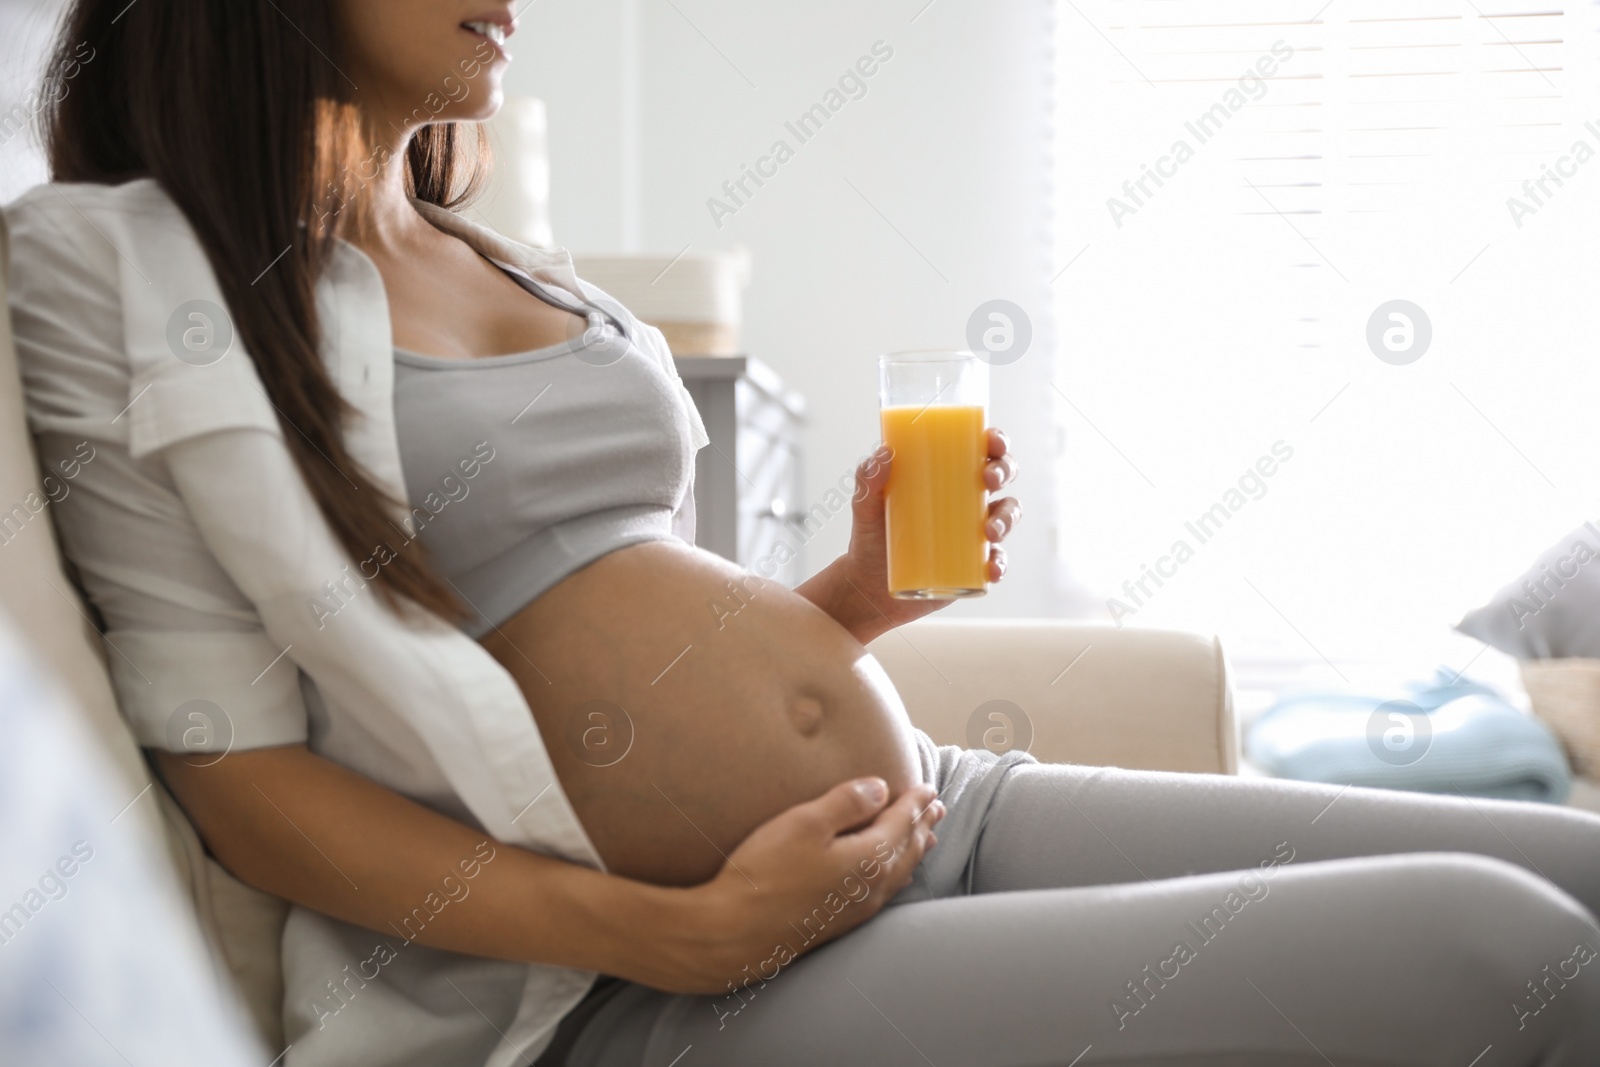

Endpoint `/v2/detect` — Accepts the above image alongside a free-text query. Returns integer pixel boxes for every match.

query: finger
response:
[842,783,934,858]
[887,821,938,888]
[854,443,894,503]
[800,777,890,836]
[806,822,930,946]
[871,792,943,893]
[986,427,1010,460]
[984,498,1022,542]
[890,790,941,873]
[986,544,1008,583]
[858,832,925,902]
[983,451,1018,491]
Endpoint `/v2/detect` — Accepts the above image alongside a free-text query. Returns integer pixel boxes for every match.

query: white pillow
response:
[1455,522,1600,659]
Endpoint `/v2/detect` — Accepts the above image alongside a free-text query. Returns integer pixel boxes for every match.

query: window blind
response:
[1055,0,1600,669]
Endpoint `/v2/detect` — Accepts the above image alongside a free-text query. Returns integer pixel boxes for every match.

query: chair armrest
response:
[866,619,1237,775]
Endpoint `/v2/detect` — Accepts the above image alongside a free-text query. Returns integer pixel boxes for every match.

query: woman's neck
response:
[340,120,431,254]
[344,144,422,251]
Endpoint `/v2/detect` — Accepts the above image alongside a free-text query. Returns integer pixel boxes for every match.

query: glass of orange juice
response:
[878,350,989,599]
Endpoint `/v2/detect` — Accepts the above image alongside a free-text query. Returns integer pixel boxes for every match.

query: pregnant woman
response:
[11,1,1600,1065]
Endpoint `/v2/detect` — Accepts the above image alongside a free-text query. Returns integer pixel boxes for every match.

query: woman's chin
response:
[435,91,503,126]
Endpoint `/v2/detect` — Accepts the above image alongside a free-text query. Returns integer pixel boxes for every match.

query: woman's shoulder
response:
[5,178,193,302]
[7,177,177,228]
[6,179,280,455]
[3,180,185,433]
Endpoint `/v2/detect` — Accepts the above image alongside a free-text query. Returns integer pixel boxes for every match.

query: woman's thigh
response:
[562,853,1600,1067]
[973,763,1600,917]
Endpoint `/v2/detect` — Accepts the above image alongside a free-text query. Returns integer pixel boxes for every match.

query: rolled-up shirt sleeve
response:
[5,194,309,752]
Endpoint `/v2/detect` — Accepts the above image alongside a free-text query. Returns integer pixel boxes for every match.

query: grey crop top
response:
[392,264,699,638]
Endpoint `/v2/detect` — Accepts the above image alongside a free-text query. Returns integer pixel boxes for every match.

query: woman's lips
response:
[460,19,512,59]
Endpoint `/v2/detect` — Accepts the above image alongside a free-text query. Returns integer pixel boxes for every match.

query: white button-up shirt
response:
[5,178,709,1067]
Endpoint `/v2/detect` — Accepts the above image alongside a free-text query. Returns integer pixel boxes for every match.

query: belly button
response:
[787,695,825,738]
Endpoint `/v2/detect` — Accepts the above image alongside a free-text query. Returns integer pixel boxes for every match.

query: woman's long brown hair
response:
[39,0,489,620]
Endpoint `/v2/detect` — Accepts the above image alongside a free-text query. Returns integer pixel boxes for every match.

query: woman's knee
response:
[1416,851,1594,925]
[1398,854,1600,1012]
[1257,853,1599,1060]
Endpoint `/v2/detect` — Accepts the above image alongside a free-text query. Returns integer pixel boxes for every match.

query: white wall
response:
[508,0,1074,617]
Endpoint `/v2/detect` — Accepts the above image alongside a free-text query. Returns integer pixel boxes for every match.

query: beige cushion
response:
[871,617,1237,775]
[0,212,288,1049]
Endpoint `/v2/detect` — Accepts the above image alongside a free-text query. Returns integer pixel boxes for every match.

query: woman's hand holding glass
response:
[798,428,1020,645]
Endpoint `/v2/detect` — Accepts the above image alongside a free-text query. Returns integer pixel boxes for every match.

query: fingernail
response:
[858,778,888,805]
[931,800,947,823]
[987,518,1003,539]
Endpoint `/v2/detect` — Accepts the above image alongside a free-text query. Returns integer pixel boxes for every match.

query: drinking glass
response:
[877,351,989,599]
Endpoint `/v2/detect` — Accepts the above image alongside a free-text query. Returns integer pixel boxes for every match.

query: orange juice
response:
[880,403,988,597]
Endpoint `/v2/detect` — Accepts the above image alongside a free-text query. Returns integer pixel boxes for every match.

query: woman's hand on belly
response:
[646,775,944,995]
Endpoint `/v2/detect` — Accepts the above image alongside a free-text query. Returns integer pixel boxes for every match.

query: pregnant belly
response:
[479,540,924,886]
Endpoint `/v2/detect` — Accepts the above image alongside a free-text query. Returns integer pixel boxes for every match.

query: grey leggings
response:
[541,733,1600,1067]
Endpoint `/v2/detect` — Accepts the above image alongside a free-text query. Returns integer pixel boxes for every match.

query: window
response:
[1054,0,1600,684]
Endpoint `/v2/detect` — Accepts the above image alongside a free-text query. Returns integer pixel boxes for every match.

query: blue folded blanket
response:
[1246,674,1572,804]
